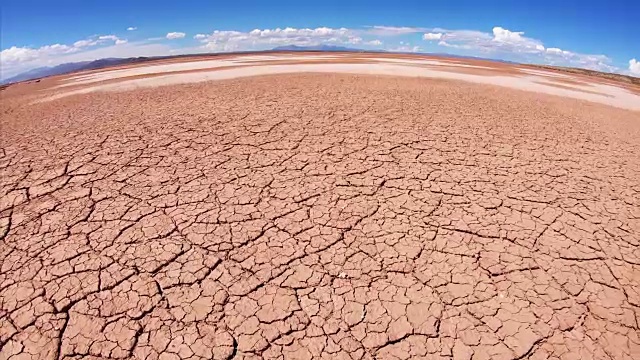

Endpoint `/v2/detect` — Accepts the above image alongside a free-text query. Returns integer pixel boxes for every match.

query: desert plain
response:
[1,52,640,359]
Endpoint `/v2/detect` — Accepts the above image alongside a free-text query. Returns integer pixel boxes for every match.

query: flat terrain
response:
[1,53,640,360]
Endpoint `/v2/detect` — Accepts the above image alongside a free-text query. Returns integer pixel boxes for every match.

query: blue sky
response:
[2,0,639,79]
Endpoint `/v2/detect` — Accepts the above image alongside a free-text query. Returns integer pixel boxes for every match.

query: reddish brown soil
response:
[1,74,639,360]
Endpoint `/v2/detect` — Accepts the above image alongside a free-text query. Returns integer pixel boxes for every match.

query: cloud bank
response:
[192,27,369,52]
[166,32,186,40]
[630,59,640,75]
[422,26,618,73]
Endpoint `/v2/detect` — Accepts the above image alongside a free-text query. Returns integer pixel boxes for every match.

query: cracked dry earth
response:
[1,73,640,360]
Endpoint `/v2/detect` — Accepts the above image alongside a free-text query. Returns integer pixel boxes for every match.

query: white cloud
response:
[546,48,571,56]
[388,44,422,53]
[630,59,640,75]
[73,39,99,48]
[490,27,544,53]
[425,26,617,72]
[432,28,492,42]
[366,26,426,36]
[194,27,362,52]
[0,41,170,80]
[166,32,186,40]
[247,27,350,40]
[437,40,464,49]
[71,35,126,49]
[1,46,40,64]
[1,43,77,65]
[127,27,137,31]
[423,33,443,40]
[492,27,524,42]
[98,35,119,41]
[366,39,383,46]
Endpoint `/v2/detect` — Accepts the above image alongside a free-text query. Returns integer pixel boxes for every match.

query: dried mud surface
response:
[1,74,640,360]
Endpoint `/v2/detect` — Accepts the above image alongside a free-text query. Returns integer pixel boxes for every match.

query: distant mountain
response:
[2,57,156,85]
[272,44,364,52]
[2,62,89,84]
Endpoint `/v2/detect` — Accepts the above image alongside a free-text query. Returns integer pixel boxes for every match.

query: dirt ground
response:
[1,63,640,359]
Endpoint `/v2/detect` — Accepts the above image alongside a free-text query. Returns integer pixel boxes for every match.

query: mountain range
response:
[1,57,162,84]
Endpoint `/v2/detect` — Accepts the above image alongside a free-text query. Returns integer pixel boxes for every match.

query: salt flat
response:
[40,53,640,111]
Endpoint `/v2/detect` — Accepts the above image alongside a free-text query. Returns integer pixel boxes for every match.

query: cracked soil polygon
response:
[1,69,639,360]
